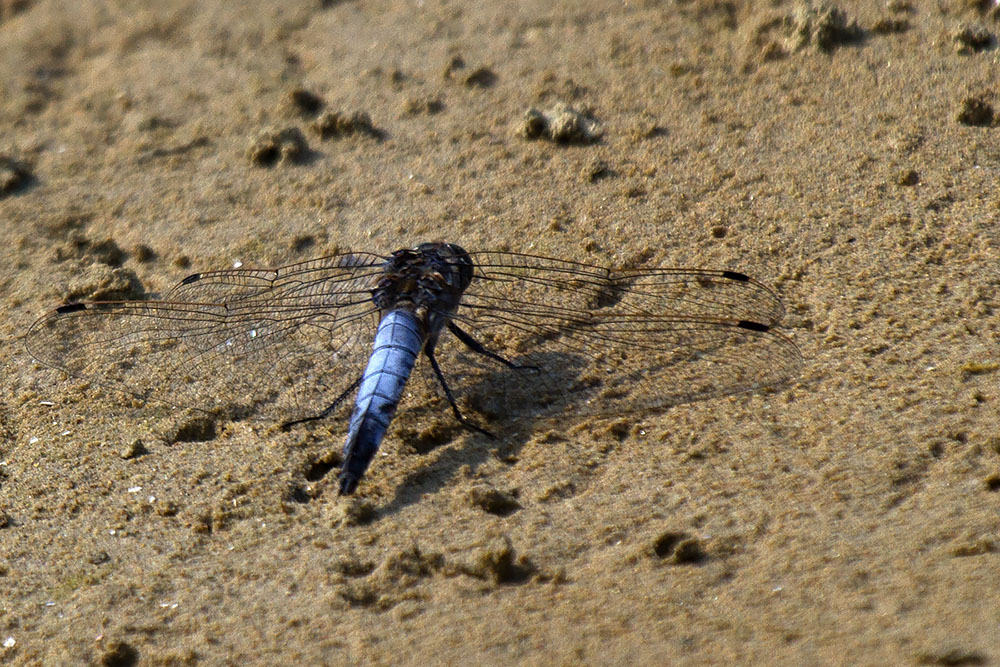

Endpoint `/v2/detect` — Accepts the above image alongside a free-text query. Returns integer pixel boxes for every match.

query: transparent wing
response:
[26,246,802,431]
[428,251,803,421]
[24,252,388,422]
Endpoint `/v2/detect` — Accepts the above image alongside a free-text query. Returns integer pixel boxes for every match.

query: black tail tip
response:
[338,473,359,496]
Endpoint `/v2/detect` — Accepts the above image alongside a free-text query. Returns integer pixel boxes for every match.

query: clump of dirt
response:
[466,485,521,516]
[53,235,128,267]
[287,87,325,117]
[96,639,138,667]
[402,95,444,116]
[310,110,384,140]
[333,499,378,526]
[651,531,707,565]
[463,67,497,88]
[66,265,145,302]
[753,0,864,60]
[133,244,156,262]
[786,1,863,53]
[953,24,996,53]
[957,94,995,127]
[870,17,909,35]
[375,544,444,586]
[164,414,217,444]
[247,127,312,166]
[0,0,32,21]
[897,169,920,186]
[943,0,1000,20]
[118,438,147,460]
[460,535,536,584]
[0,155,33,197]
[583,158,616,182]
[441,55,496,87]
[521,102,602,144]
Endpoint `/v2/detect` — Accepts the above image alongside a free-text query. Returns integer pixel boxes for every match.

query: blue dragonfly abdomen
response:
[340,309,423,495]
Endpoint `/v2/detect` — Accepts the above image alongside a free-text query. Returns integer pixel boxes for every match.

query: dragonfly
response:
[25,242,803,495]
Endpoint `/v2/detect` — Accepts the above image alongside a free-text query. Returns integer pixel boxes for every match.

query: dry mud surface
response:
[2,1,1000,665]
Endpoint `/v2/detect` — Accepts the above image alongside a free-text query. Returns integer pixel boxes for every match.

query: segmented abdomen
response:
[339,309,423,494]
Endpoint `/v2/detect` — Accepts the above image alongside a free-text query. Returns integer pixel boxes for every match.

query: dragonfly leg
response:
[280,374,363,430]
[425,341,496,439]
[447,322,539,371]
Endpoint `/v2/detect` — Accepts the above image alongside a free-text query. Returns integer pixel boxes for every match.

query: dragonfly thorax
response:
[371,243,474,317]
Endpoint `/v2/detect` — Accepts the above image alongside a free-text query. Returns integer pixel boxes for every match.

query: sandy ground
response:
[2,0,1000,664]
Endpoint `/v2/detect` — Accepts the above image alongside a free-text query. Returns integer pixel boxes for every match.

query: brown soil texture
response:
[2,1,999,665]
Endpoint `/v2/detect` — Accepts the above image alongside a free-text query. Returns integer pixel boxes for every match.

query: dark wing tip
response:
[721,270,751,282]
[55,303,87,314]
[736,320,770,332]
[180,273,202,285]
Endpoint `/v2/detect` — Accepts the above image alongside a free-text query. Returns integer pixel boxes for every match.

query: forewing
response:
[430,251,803,421]
[25,252,387,422]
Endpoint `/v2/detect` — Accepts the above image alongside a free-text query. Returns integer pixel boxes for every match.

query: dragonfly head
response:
[414,242,473,292]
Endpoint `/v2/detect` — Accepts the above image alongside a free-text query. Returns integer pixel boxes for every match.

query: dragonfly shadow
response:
[377,350,594,516]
